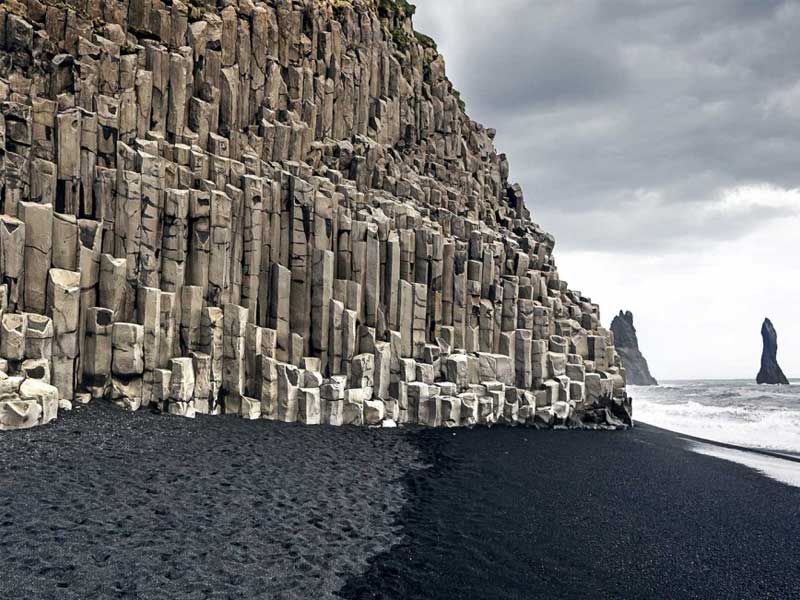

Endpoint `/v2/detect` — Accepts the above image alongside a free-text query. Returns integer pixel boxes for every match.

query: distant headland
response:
[610,311,657,386]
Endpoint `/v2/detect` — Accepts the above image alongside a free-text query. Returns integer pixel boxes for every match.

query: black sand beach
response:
[2,404,799,600]
[0,403,421,600]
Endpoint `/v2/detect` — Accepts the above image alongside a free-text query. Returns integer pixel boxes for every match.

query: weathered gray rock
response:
[373,342,391,400]
[169,358,195,404]
[418,394,441,427]
[108,377,143,412]
[153,369,172,413]
[298,388,321,425]
[47,269,80,400]
[24,313,53,361]
[191,352,213,414]
[276,363,301,423]
[222,304,247,414]
[459,393,479,427]
[0,215,25,310]
[19,202,53,314]
[324,398,344,426]
[445,354,469,391]
[240,396,261,420]
[477,353,513,386]
[440,396,462,428]
[19,379,59,425]
[112,323,145,376]
[168,400,197,419]
[0,313,26,361]
[478,396,496,426]
[350,353,374,388]
[363,398,385,426]
[20,358,50,383]
[0,399,41,431]
[83,308,113,398]
[343,387,367,426]
[501,389,520,425]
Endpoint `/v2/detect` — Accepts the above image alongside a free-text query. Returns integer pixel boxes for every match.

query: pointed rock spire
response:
[756,318,789,385]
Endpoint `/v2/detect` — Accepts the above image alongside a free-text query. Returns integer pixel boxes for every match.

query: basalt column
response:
[0,0,630,431]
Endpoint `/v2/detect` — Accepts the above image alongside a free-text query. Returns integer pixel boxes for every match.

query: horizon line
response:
[632,378,799,384]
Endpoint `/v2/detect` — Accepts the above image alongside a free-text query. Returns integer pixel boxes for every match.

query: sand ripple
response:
[0,403,421,600]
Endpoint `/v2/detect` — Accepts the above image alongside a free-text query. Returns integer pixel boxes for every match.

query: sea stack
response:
[610,311,657,386]
[756,318,789,385]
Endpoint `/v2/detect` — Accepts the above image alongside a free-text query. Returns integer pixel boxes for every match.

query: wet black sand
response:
[342,425,800,600]
[2,405,799,599]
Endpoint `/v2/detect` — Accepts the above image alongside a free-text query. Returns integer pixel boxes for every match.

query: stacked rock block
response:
[0,281,65,430]
[0,0,631,431]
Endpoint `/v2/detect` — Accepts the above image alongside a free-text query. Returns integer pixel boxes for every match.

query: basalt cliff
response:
[0,0,630,431]
[610,310,657,386]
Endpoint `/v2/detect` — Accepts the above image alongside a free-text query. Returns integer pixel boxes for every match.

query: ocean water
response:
[631,380,800,455]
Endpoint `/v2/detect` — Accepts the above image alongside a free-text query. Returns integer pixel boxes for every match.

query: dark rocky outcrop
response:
[756,318,789,385]
[610,311,657,386]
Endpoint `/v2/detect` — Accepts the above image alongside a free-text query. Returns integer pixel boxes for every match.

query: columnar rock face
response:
[0,0,630,430]
[610,310,657,386]
[756,318,789,385]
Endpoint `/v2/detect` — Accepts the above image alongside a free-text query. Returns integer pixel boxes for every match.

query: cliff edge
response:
[756,318,789,385]
[0,0,629,431]
[610,311,657,386]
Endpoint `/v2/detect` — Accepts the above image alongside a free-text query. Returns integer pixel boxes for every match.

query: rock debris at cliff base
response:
[0,0,630,432]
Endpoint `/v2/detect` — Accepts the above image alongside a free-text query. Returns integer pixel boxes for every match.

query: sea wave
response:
[630,382,800,455]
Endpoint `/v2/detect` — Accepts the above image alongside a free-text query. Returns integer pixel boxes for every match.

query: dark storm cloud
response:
[414,0,800,252]
[462,32,628,114]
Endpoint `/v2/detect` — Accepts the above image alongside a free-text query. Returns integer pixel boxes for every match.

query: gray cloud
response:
[547,191,799,254]
[414,0,800,254]
[459,28,628,114]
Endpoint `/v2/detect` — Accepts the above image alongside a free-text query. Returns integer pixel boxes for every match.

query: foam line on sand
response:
[690,441,800,488]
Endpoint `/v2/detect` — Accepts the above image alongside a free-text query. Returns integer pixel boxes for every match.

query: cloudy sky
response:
[414,0,800,380]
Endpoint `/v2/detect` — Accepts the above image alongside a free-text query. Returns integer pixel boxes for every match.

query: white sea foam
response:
[631,380,800,455]
[691,442,800,489]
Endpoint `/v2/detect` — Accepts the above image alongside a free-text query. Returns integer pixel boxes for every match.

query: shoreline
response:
[638,421,800,462]
[630,381,800,460]
[343,422,800,599]
[2,404,799,599]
